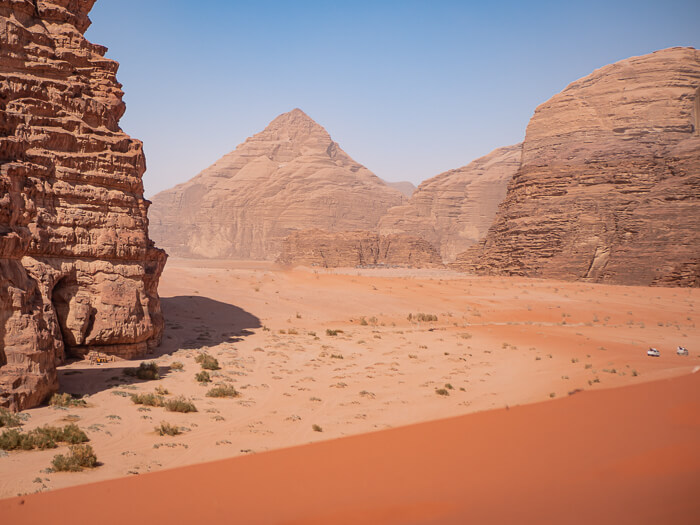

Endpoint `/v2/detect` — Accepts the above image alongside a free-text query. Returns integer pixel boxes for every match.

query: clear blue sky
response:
[85,0,700,197]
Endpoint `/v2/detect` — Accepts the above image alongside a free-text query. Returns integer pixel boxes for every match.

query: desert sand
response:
[1,366,698,524]
[1,258,697,500]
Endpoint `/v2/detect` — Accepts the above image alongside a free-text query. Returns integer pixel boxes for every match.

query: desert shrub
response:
[206,384,239,398]
[165,397,197,413]
[124,361,160,380]
[57,424,89,444]
[287,328,299,335]
[130,393,165,407]
[195,353,220,370]
[312,424,323,432]
[435,388,450,396]
[49,393,87,408]
[444,383,454,390]
[0,424,88,451]
[171,361,184,371]
[0,429,28,450]
[330,354,344,359]
[0,408,22,428]
[359,317,368,326]
[195,371,211,383]
[155,386,170,395]
[326,329,338,336]
[155,421,181,436]
[51,444,97,472]
[408,313,438,322]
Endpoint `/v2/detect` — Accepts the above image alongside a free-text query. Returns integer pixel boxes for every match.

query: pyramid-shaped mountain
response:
[148,109,406,259]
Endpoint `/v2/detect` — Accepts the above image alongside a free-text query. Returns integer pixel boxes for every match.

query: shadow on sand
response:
[55,295,261,398]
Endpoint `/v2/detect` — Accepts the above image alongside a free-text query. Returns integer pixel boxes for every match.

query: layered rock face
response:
[148,109,406,260]
[0,0,166,410]
[277,230,443,268]
[455,48,700,286]
[379,144,521,262]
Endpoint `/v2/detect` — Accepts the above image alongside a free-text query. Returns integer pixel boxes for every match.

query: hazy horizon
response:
[85,0,700,197]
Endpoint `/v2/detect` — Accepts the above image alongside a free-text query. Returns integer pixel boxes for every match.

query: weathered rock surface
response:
[148,109,406,260]
[454,47,700,286]
[277,230,443,268]
[0,0,166,410]
[379,145,521,262]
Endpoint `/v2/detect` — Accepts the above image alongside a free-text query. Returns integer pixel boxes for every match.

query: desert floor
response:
[1,259,698,498]
[2,369,698,524]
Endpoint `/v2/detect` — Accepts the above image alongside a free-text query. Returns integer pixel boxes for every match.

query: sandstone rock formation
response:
[454,47,700,286]
[379,145,521,262]
[0,0,166,410]
[277,230,443,268]
[148,109,406,260]
[383,180,416,197]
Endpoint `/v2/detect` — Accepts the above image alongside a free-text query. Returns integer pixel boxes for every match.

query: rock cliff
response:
[0,0,166,410]
[148,109,406,260]
[454,48,700,286]
[277,230,443,268]
[379,144,521,262]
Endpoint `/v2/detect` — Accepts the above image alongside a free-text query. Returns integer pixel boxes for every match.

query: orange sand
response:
[2,371,698,524]
[1,259,698,499]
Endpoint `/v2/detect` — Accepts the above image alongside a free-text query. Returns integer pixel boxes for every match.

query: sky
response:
[85,0,700,197]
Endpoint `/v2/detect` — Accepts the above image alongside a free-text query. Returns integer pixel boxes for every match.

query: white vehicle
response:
[677,346,689,356]
[647,348,660,357]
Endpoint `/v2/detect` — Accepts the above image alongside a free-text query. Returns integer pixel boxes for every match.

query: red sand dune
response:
[2,372,699,524]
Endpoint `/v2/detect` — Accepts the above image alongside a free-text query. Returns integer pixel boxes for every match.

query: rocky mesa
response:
[454,47,700,286]
[379,144,521,262]
[148,109,406,260]
[277,229,443,268]
[0,0,166,410]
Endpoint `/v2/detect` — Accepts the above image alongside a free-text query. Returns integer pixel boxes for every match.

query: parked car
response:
[677,346,689,356]
[647,348,660,357]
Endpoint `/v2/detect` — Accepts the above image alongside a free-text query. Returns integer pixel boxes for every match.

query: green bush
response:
[51,444,97,472]
[206,384,239,398]
[326,329,339,336]
[0,408,22,428]
[49,393,87,408]
[164,397,197,413]
[195,371,211,383]
[124,361,160,380]
[195,353,220,371]
[155,421,181,436]
[0,424,88,451]
[435,388,450,396]
[130,393,165,407]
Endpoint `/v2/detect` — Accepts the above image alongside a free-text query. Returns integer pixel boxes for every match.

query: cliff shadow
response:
[56,364,175,398]
[54,295,261,398]
[155,295,261,357]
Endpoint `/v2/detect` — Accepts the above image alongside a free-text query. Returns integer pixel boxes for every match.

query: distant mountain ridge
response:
[148,109,406,260]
